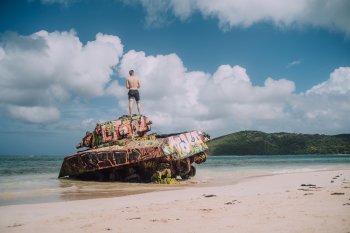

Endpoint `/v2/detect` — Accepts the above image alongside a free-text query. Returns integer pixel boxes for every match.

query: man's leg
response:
[137,101,141,115]
[129,99,133,117]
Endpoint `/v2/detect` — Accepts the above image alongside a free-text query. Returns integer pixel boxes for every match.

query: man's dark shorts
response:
[128,90,140,102]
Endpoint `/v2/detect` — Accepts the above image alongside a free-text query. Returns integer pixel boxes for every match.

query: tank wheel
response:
[194,152,207,164]
[189,165,196,177]
[180,165,196,180]
[124,173,141,182]
[124,167,141,182]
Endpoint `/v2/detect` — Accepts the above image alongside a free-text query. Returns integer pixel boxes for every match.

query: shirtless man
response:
[126,70,141,118]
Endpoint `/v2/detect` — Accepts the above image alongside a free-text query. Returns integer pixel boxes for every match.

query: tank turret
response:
[76,115,152,149]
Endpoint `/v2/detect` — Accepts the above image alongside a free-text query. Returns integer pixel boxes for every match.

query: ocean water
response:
[195,154,350,185]
[0,154,349,206]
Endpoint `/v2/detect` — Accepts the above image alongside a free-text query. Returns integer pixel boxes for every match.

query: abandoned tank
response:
[58,115,210,183]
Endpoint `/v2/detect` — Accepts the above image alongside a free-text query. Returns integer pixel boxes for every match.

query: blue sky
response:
[0,0,350,155]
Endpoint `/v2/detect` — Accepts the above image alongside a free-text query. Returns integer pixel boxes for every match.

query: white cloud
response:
[286,59,303,68]
[1,30,349,135]
[108,50,205,131]
[106,49,349,136]
[307,67,350,95]
[7,106,60,123]
[0,30,123,124]
[289,67,350,133]
[131,0,350,35]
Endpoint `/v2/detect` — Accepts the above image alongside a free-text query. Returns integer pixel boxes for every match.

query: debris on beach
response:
[298,184,322,192]
[126,217,141,220]
[203,194,217,198]
[301,184,316,187]
[58,115,210,183]
[330,192,345,195]
[200,208,213,211]
[224,200,241,205]
[7,223,23,228]
[303,193,314,196]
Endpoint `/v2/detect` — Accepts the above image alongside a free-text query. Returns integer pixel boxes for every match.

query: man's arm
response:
[126,79,130,89]
[137,79,140,88]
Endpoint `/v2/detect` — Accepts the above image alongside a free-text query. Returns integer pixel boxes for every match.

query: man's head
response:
[129,70,134,76]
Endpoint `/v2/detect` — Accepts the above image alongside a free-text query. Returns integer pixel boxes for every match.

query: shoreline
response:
[1,169,350,233]
[0,166,348,206]
[2,154,349,207]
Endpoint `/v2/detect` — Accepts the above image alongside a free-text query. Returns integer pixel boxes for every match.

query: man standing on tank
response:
[126,70,141,118]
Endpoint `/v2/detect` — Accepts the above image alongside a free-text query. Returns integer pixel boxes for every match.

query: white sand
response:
[1,169,350,233]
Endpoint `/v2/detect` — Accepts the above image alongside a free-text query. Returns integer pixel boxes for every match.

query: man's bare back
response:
[126,76,140,90]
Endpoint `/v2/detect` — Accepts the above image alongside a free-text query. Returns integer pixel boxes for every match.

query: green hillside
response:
[207,131,350,155]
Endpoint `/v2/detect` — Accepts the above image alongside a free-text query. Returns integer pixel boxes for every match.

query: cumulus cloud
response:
[106,49,349,135]
[291,67,350,133]
[0,30,123,123]
[7,106,60,123]
[1,30,349,135]
[307,67,350,95]
[128,0,350,35]
[109,50,207,130]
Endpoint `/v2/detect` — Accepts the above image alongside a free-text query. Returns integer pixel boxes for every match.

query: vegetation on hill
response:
[207,131,350,155]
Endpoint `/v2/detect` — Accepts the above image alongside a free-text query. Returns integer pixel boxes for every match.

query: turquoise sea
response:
[0,154,349,206]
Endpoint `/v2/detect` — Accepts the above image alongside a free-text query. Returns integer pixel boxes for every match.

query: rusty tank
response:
[58,115,210,183]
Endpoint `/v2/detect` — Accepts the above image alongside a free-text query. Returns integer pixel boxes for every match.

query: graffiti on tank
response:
[137,146,164,160]
[165,131,207,158]
[125,146,164,163]
[76,115,152,149]
[61,142,167,176]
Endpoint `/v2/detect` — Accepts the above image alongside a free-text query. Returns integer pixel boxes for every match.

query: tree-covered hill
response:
[207,131,350,155]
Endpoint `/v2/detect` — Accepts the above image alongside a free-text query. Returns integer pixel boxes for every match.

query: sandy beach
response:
[1,169,350,233]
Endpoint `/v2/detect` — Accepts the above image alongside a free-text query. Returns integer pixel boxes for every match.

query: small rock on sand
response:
[203,194,216,198]
[330,192,345,195]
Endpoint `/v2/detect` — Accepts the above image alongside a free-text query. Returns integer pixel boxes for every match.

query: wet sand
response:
[1,169,350,233]
[0,167,267,206]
